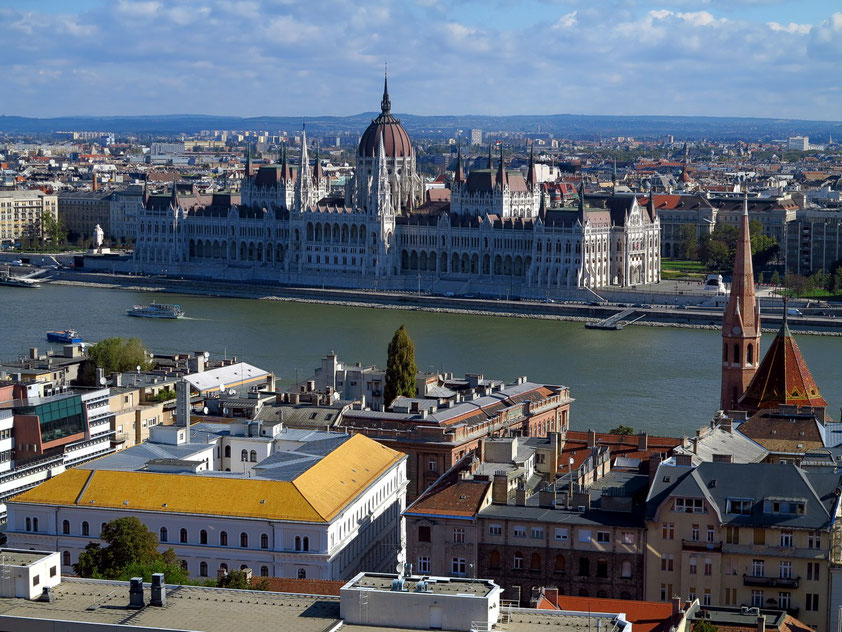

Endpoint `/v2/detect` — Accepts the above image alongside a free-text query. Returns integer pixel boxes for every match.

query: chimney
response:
[29,347,38,360]
[675,454,693,467]
[720,419,732,433]
[638,432,648,451]
[128,577,145,609]
[289,392,300,405]
[150,573,166,607]
[492,473,509,504]
[671,596,681,616]
[538,486,556,508]
[649,453,662,488]
[587,429,596,448]
[548,431,561,480]
[114,373,123,387]
[692,438,699,455]
[544,587,559,608]
[307,380,315,392]
[713,454,733,463]
[515,485,527,506]
[756,615,766,632]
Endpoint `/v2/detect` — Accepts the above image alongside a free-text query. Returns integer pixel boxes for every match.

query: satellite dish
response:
[203,407,209,415]
[203,351,209,360]
[99,377,107,386]
[219,383,225,392]
[136,365,141,373]
[223,408,229,415]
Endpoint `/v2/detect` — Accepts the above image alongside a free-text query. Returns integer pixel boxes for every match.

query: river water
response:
[2,284,841,437]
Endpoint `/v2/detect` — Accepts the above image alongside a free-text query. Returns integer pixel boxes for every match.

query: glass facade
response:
[17,395,85,443]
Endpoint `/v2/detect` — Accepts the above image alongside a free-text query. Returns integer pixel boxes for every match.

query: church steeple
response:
[496,144,508,188]
[296,129,313,211]
[721,193,761,411]
[169,180,180,210]
[454,145,465,184]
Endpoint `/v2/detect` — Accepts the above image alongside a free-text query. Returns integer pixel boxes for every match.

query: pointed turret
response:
[526,145,537,189]
[313,144,324,182]
[169,180,180,209]
[720,193,761,411]
[373,131,391,215]
[280,143,293,181]
[296,129,313,211]
[454,145,465,184]
[496,144,508,188]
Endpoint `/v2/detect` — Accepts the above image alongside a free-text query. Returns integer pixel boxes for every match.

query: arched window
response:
[489,550,501,569]
[241,449,248,462]
[32,517,38,532]
[530,553,542,571]
[597,558,608,578]
[554,554,566,573]
[297,568,307,579]
[260,533,269,549]
[303,536,309,552]
[224,445,231,458]
[620,560,632,578]
[513,552,524,570]
[219,563,228,573]
[25,517,31,531]
[220,531,228,546]
[62,551,71,566]
[181,560,188,572]
[261,566,269,577]
[747,343,754,364]
[82,521,89,536]
[249,450,257,462]
[159,527,168,542]
[733,344,740,364]
[240,564,248,571]
[200,561,208,577]
[240,532,248,548]
[578,557,590,576]
[722,343,728,362]
[295,536,301,551]
[200,529,208,544]
[180,528,188,543]
[62,520,70,535]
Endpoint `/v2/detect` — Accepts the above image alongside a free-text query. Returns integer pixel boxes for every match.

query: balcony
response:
[682,539,722,553]
[742,574,800,589]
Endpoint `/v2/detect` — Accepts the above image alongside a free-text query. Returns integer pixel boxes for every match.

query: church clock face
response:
[731,325,742,335]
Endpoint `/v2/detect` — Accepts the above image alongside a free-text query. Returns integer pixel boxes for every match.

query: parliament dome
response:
[358,76,412,159]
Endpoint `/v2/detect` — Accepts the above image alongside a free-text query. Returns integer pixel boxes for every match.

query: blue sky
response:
[0,0,840,120]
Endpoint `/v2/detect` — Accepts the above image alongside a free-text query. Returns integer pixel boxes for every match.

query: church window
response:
[733,344,740,364]
[747,344,753,364]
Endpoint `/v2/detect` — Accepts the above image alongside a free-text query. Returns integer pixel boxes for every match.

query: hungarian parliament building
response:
[133,80,661,297]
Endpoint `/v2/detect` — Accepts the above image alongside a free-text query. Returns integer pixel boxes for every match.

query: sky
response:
[0,0,840,120]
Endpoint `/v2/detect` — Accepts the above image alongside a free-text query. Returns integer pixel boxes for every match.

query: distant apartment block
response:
[0,190,58,245]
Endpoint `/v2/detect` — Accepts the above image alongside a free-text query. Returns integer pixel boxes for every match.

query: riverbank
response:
[48,272,842,336]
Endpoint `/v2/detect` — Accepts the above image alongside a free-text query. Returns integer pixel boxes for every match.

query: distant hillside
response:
[1,112,841,141]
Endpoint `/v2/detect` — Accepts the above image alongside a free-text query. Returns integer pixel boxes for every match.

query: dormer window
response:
[726,498,753,515]
[674,498,705,513]
[763,498,806,515]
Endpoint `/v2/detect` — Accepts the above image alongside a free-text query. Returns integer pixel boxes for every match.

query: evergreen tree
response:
[384,324,417,406]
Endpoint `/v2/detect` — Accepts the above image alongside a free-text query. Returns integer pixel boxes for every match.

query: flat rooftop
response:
[0,578,341,632]
[0,550,54,567]
[346,573,495,597]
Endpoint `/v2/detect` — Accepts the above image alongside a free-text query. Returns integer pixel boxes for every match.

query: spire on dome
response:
[496,144,508,188]
[381,65,391,114]
[526,144,537,189]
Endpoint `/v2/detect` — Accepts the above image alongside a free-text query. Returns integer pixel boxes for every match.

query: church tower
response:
[720,194,761,411]
[295,129,314,212]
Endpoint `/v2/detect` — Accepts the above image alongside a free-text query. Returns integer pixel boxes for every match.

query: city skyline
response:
[1,0,841,121]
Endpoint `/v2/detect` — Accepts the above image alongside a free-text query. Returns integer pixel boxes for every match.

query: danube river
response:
[3,284,841,437]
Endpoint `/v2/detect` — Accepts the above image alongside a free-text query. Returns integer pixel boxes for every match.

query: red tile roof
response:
[554,596,677,632]
[256,577,345,595]
[406,479,490,518]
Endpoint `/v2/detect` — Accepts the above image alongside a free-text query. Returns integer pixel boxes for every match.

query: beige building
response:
[645,458,842,632]
[0,190,58,245]
[58,190,113,240]
[109,387,167,449]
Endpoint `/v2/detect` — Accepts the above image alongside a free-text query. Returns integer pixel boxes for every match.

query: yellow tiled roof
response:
[12,434,404,523]
[293,434,404,521]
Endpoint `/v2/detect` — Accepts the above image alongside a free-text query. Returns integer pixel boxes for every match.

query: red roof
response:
[256,577,345,595]
[554,596,677,632]
[562,431,680,472]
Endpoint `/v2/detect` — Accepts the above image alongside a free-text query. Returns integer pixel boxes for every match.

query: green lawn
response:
[661,259,707,273]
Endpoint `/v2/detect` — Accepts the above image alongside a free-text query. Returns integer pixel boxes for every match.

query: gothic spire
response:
[313,143,324,181]
[381,66,391,115]
[496,143,508,188]
[245,144,252,177]
[170,180,179,209]
[454,144,465,184]
[526,144,537,189]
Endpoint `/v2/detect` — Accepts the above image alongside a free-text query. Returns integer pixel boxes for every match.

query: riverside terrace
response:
[0,567,634,632]
[337,377,573,500]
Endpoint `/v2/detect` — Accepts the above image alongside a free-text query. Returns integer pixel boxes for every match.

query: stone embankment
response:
[47,271,842,336]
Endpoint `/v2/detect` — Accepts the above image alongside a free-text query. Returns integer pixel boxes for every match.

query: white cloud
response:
[767,21,811,34]
[553,10,578,29]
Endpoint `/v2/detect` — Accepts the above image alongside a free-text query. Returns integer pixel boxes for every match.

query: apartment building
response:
[645,458,842,632]
[0,190,58,245]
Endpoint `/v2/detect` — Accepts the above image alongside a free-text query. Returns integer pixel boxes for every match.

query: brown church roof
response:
[738,320,828,413]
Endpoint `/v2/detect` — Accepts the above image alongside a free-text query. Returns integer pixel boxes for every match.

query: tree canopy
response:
[384,324,417,406]
[698,220,778,273]
[74,516,165,579]
[610,425,634,435]
[78,337,152,385]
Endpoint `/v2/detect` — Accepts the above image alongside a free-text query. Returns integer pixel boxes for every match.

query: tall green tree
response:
[74,517,164,579]
[42,213,67,246]
[674,225,699,260]
[384,324,417,406]
[90,337,152,373]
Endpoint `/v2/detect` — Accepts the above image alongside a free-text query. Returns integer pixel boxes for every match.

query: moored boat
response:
[47,329,83,344]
